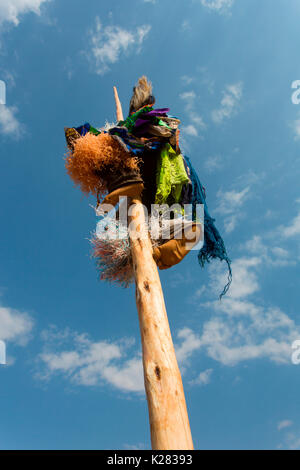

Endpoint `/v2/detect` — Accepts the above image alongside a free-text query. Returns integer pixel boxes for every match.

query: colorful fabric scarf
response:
[183,156,232,300]
[155,144,189,206]
[65,109,232,299]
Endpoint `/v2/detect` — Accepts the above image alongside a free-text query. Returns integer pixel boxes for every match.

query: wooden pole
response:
[113,86,124,122]
[128,198,194,450]
[113,86,193,449]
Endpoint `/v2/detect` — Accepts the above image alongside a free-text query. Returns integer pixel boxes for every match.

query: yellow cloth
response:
[154,144,189,206]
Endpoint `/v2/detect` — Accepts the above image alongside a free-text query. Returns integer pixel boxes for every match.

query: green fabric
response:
[118,106,154,133]
[155,144,189,206]
[157,118,171,129]
[89,126,100,135]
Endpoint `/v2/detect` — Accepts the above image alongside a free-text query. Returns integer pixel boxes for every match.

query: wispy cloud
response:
[215,186,250,233]
[197,255,299,365]
[36,204,300,391]
[278,420,293,431]
[181,75,194,86]
[0,304,34,347]
[291,117,300,140]
[88,18,151,75]
[280,209,300,238]
[175,327,202,372]
[198,66,215,94]
[286,434,300,450]
[278,430,300,450]
[204,155,224,173]
[189,368,213,386]
[37,325,201,393]
[38,327,144,392]
[200,0,234,14]
[0,0,50,26]
[237,202,300,271]
[182,124,199,137]
[166,254,298,369]
[0,105,23,137]
[244,235,295,268]
[201,279,299,366]
[180,90,206,138]
[186,203,300,367]
[180,91,197,107]
[212,82,243,124]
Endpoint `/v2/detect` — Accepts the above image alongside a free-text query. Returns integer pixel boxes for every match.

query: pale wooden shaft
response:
[113,86,124,121]
[128,199,194,450]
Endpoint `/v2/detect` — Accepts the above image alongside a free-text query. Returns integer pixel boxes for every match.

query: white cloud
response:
[38,326,201,393]
[287,435,300,450]
[212,82,243,124]
[203,326,294,365]
[215,186,250,233]
[204,155,223,173]
[0,305,34,346]
[216,186,249,214]
[39,329,144,392]
[280,432,300,450]
[88,18,151,75]
[280,210,300,238]
[237,196,300,261]
[0,105,23,137]
[190,368,213,386]
[1,70,16,88]
[198,66,215,94]
[180,90,206,138]
[181,124,198,137]
[175,328,202,369]
[278,420,293,431]
[244,235,295,268]
[195,252,299,366]
[181,75,194,86]
[198,301,297,366]
[216,256,262,300]
[200,0,234,14]
[38,202,300,389]
[180,91,197,107]
[0,0,50,26]
[193,285,206,300]
[190,113,205,128]
[180,206,300,369]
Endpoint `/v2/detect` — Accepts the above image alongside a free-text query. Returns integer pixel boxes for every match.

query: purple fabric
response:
[134,108,170,136]
[135,108,170,128]
[143,108,170,117]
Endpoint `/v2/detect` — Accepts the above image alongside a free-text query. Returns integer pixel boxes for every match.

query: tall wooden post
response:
[128,199,194,450]
[114,86,124,121]
[114,86,194,450]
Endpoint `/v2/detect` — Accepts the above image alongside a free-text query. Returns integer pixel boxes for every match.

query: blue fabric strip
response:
[184,156,232,300]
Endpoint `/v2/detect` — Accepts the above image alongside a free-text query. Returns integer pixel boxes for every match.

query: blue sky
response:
[0,0,300,450]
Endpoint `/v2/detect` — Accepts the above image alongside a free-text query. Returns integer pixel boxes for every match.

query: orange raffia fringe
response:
[65,133,140,197]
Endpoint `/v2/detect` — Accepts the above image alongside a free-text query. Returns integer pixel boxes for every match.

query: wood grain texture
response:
[128,198,194,450]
